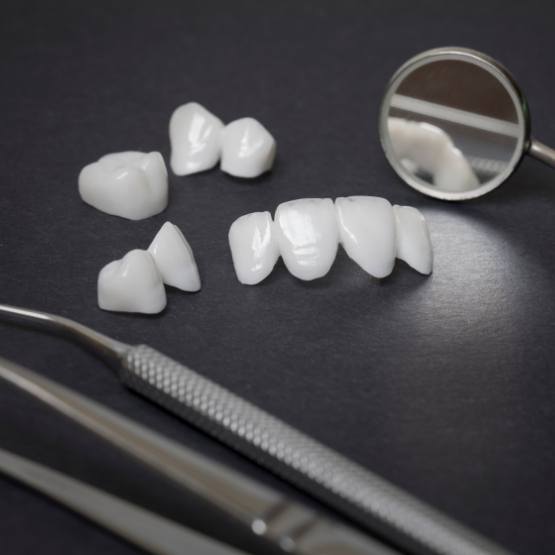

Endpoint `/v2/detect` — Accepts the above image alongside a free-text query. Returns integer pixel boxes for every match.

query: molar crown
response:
[78,151,168,220]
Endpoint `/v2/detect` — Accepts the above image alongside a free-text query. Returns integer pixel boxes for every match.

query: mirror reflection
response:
[385,59,521,194]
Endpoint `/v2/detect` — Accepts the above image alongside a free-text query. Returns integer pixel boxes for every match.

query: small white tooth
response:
[78,151,168,220]
[97,249,166,314]
[148,222,201,292]
[169,102,224,176]
[335,196,396,279]
[220,117,276,178]
[393,205,433,275]
[274,198,338,281]
[228,211,279,285]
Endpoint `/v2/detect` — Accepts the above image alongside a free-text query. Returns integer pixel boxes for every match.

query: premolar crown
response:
[228,196,433,284]
[169,102,224,176]
[169,103,276,179]
[220,117,276,178]
[78,151,168,220]
[98,249,167,314]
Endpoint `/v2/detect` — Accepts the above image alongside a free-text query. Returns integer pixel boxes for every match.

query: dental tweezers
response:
[0,447,248,555]
[0,304,512,555]
[0,356,396,555]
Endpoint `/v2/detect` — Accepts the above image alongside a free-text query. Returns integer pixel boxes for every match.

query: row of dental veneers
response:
[230,197,432,286]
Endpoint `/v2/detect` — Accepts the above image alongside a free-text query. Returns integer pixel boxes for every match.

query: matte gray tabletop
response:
[0,1,554,554]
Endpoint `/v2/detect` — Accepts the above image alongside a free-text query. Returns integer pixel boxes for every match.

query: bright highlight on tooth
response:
[228,196,433,284]
[274,198,338,281]
[169,102,224,176]
[335,196,396,278]
[228,212,279,285]
[220,117,276,178]
[393,205,433,275]
[78,151,168,220]
[148,222,201,292]
[97,250,167,314]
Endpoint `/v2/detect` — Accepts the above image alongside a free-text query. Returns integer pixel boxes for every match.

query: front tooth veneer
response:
[335,196,396,278]
[393,205,433,274]
[79,151,168,220]
[274,198,338,281]
[220,118,276,178]
[228,211,279,285]
[169,102,224,176]
[148,222,201,292]
[98,249,166,314]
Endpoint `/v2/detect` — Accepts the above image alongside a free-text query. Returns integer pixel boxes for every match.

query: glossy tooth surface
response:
[98,250,166,314]
[228,211,279,285]
[274,198,338,280]
[220,117,276,178]
[148,222,201,292]
[79,151,168,220]
[169,102,224,176]
[335,196,396,279]
[393,205,433,275]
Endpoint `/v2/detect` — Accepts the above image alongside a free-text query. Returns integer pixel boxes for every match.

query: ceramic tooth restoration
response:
[220,117,276,178]
[78,151,168,220]
[274,198,338,281]
[229,197,433,284]
[228,211,279,285]
[97,249,166,314]
[169,102,224,176]
[335,196,396,278]
[388,117,478,192]
[393,205,433,274]
[148,222,201,292]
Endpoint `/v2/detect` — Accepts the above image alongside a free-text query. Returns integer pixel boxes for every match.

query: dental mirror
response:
[379,47,555,200]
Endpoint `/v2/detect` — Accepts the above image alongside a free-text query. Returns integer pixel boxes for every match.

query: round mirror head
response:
[380,47,530,200]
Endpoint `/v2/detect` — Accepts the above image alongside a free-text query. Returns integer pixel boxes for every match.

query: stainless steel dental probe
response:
[0,304,513,555]
[0,355,395,555]
[0,447,250,555]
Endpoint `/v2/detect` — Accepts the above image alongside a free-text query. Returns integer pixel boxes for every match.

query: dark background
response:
[0,1,554,554]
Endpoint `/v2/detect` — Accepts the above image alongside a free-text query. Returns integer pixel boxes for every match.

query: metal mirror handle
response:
[529,139,555,168]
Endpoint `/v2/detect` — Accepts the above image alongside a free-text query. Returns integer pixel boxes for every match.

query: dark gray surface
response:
[0,1,554,554]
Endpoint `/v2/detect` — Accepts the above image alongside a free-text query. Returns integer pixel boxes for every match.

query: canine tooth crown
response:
[228,212,279,285]
[78,151,168,220]
[97,249,166,314]
[169,102,224,176]
[148,222,201,292]
[393,205,433,274]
